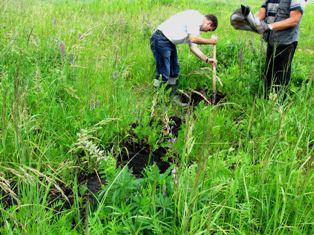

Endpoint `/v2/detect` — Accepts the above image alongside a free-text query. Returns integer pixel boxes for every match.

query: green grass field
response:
[1,0,313,234]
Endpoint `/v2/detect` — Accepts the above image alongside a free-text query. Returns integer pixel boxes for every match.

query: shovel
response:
[212,44,217,103]
[211,44,223,104]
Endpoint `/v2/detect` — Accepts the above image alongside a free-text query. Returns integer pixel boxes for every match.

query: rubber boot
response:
[153,78,161,88]
[168,77,189,107]
[167,77,178,95]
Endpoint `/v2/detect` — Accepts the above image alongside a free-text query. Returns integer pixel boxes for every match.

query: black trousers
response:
[264,41,298,97]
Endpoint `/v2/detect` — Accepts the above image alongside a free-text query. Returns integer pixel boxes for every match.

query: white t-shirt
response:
[157,10,204,45]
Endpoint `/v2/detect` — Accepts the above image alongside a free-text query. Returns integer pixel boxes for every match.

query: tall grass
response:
[0,0,313,234]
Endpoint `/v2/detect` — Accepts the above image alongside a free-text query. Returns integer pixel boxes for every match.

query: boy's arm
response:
[188,35,217,45]
[189,44,217,65]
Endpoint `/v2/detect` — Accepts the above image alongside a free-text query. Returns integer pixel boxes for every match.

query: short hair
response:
[205,14,218,30]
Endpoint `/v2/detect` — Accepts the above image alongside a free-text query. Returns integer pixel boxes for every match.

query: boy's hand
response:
[210,35,218,45]
[206,58,217,67]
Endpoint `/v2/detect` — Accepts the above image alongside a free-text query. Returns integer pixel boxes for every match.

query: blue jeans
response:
[150,30,180,83]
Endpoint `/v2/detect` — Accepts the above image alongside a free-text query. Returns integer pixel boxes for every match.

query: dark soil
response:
[168,116,182,137]
[178,89,226,106]
[208,91,226,105]
[48,181,74,209]
[1,116,182,214]
[78,172,106,205]
[161,115,182,139]
[47,172,106,230]
[117,116,182,177]
[0,187,18,208]
[117,138,171,178]
[47,172,106,212]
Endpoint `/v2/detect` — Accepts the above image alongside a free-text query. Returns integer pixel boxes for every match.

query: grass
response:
[0,0,313,234]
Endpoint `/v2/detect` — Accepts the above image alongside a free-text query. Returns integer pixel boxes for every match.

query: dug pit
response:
[116,116,182,177]
[178,89,226,106]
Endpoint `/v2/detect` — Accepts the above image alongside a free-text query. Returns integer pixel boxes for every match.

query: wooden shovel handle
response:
[212,45,217,96]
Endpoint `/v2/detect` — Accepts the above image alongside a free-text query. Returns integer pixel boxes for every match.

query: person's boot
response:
[168,77,189,107]
[167,77,178,95]
[153,78,161,88]
[154,75,170,89]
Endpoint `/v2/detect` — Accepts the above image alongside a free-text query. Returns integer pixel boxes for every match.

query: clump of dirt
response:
[77,172,106,205]
[0,187,18,208]
[117,144,170,178]
[168,116,182,137]
[178,89,226,106]
[49,172,106,206]
[48,181,74,209]
[117,116,182,177]
[208,91,226,105]
[46,172,106,229]
[161,115,182,138]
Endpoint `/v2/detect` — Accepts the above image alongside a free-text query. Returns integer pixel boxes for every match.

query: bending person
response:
[150,10,218,105]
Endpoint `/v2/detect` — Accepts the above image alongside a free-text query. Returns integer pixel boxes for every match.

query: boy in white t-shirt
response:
[150,10,218,99]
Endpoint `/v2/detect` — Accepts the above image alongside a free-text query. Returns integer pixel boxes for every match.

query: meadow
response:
[0,0,313,234]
